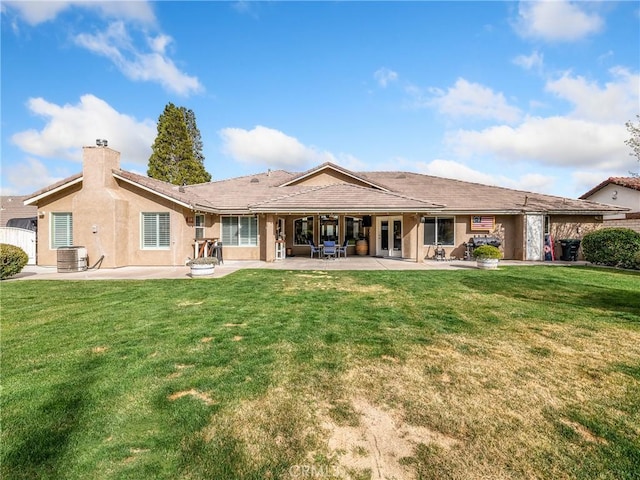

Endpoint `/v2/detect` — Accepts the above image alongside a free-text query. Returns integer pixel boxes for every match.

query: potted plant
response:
[187,256,218,276]
[473,244,501,270]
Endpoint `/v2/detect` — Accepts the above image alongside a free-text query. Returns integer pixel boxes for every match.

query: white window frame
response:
[51,212,73,249]
[222,216,258,246]
[141,212,171,249]
[195,214,205,240]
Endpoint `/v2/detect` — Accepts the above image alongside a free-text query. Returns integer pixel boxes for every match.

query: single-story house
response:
[580,177,640,232]
[24,145,628,267]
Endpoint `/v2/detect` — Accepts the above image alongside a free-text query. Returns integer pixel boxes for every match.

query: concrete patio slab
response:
[6,256,586,281]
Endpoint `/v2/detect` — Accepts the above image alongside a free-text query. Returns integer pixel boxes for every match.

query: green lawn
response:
[2,266,639,480]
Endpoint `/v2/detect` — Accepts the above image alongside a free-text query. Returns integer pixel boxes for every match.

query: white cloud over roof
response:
[219,126,336,170]
[11,94,155,164]
[428,78,522,124]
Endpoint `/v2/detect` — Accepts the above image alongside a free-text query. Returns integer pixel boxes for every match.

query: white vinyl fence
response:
[0,227,36,264]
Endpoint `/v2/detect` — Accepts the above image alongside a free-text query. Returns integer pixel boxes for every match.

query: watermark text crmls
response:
[289,464,345,478]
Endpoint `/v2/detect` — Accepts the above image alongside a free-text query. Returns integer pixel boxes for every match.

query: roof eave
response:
[113,172,193,210]
[24,177,84,205]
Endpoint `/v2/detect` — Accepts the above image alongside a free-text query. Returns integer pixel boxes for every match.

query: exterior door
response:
[377,216,402,257]
[525,214,544,261]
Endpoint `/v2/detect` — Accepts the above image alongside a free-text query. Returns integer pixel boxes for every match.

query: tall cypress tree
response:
[148,103,211,185]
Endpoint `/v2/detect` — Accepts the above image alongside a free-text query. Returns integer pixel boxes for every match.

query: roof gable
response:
[23,173,83,205]
[249,183,444,213]
[278,162,390,191]
[580,176,640,199]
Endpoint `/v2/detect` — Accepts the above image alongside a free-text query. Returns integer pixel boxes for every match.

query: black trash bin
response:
[559,239,581,261]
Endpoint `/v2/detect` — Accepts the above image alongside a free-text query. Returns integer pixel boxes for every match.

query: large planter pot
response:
[476,258,499,270]
[190,264,215,276]
[355,239,368,256]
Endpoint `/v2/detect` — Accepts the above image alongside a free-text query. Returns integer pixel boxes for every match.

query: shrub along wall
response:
[581,228,640,270]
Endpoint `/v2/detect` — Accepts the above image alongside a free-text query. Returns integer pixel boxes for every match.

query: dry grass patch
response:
[200,386,323,478]
[322,397,458,480]
[167,389,215,406]
[333,323,640,479]
[283,272,393,296]
[176,300,204,307]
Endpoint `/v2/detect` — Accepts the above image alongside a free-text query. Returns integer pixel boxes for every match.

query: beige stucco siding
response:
[35,181,197,267]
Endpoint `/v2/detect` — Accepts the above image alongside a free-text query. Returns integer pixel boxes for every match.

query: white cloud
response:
[515,1,604,42]
[447,116,628,170]
[75,22,203,96]
[374,68,399,88]
[219,126,362,171]
[2,1,155,26]
[513,50,544,71]
[545,67,639,123]
[442,65,638,180]
[428,78,522,123]
[11,94,156,164]
[0,157,68,195]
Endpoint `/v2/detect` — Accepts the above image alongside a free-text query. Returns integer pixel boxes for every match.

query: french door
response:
[377,216,402,257]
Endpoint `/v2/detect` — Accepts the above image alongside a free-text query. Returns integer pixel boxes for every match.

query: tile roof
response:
[361,171,626,214]
[23,173,83,205]
[579,176,640,199]
[249,183,444,213]
[278,162,391,190]
[113,170,215,210]
[0,196,38,227]
[22,163,629,216]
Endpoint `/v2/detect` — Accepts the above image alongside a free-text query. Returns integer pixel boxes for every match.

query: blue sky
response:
[1,1,638,198]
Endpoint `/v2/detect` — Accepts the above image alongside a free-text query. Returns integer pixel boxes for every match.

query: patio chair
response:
[336,239,348,258]
[308,239,322,258]
[322,240,337,260]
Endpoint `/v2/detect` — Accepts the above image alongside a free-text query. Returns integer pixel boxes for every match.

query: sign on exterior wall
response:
[471,215,495,231]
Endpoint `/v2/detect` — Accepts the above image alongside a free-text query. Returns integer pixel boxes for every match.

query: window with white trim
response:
[51,212,73,248]
[222,216,258,246]
[423,217,455,246]
[195,214,205,240]
[142,212,171,249]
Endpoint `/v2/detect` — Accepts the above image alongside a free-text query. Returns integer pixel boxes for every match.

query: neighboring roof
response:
[0,195,38,227]
[579,176,640,199]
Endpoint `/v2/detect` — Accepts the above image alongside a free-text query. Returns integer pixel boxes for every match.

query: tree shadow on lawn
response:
[462,269,640,320]
[2,355,103,479]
